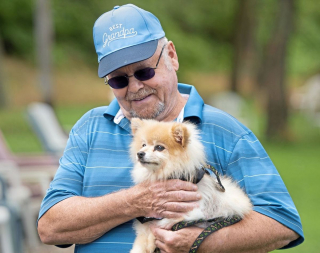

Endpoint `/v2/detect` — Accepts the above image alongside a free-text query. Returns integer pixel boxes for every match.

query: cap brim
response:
[98,40,158,78]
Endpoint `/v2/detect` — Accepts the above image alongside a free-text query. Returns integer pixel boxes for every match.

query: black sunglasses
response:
[104,44,167,89]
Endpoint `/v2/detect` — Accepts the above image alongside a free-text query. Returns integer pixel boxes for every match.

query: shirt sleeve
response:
[38,112,89,221]
[225,131,304,249]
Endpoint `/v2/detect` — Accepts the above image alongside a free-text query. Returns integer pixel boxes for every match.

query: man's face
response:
[107,42,179,121]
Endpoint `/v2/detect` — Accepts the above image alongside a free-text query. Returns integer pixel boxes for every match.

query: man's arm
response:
[38,179,201,245]
[151,211,299,253]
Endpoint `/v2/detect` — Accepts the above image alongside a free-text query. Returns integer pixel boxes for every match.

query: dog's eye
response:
[154,145,165,152]
[142,144,146,147]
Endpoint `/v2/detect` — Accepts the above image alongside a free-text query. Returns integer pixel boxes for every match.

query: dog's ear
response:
[172,124,190,148]
[131,118,144,135]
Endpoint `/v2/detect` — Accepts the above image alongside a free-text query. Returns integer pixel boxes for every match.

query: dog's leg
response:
[146,230,156,253]
[131,221,156,253]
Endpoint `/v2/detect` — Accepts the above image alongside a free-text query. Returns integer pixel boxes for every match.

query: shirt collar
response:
[178,83,204,124]
[114,109,126,124]
[103,97,120,121]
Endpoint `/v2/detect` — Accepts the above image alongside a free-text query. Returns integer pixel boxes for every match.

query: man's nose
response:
[127,77,145,93]
[137,151,145,159]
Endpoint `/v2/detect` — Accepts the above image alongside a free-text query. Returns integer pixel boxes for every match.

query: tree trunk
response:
[260,0,294,139]
[230,0,257,93]
[0,36,7,108]
[35,0,54,106]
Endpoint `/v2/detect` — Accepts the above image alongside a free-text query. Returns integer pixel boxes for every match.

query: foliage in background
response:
[0,0,35,59]
[1,0,320,78]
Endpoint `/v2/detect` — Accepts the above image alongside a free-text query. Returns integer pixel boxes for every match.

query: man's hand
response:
[128,179,201,219]
[151,225,203,253]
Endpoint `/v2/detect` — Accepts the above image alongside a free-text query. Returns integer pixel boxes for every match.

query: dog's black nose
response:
[137,151,145,159]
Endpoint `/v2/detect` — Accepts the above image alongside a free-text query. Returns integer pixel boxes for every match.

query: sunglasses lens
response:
[134,68,156,81]
[107,68,156,88]
[108,76,128,89]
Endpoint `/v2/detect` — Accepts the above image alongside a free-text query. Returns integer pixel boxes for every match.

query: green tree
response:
[230,0,258,93]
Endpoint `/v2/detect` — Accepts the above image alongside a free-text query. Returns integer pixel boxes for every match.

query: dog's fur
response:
[130,118,252,253]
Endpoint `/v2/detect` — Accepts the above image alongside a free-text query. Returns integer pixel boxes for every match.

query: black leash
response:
[171,215,242,253]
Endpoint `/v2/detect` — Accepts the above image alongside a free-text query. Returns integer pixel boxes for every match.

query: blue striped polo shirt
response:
[38,83,304,252]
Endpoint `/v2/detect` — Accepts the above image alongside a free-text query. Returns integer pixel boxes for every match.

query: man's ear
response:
[167,41,179,72]
[131,118,143,135]
[171,123,189,148]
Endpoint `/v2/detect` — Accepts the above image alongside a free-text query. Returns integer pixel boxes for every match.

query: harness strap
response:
[172,215,242,253]
[168,166,209,184]
[136,216,162,224]
[205,164,225,192]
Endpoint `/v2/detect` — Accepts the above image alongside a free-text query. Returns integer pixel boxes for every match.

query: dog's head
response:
[130,118,206,180]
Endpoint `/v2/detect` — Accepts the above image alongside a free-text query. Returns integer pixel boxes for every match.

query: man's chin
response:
[130,111,160,120]
[130,103,165,119]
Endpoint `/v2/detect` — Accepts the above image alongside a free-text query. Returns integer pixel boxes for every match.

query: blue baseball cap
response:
[93,4,165,78]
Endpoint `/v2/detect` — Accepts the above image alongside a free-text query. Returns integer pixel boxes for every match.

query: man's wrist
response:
[122,185,145,218]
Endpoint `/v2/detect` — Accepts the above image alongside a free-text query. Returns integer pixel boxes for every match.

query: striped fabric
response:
[38,83,304,252]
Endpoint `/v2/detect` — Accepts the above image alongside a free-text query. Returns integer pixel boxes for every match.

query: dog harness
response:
[137,165,242,253]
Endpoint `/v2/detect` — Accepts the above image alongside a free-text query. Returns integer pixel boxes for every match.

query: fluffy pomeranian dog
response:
[130,118,252,253]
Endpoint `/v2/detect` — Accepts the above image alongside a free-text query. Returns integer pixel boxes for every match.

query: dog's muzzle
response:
[137,151,146,159]
[137,151,145,160]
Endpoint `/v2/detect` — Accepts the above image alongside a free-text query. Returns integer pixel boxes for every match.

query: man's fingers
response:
[152,226,204,253]
[165,191,202,202]
[160,211,186,219]
[152,226,171,242]
[155,240,168,253]
[153,227,177,252]
[163,201,199,213]
[164,179,198,192]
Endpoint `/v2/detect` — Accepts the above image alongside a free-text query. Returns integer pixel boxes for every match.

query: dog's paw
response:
[131,245,155,253]
[130,245,145,253]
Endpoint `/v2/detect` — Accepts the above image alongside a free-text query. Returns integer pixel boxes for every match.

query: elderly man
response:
[38,4,304,253]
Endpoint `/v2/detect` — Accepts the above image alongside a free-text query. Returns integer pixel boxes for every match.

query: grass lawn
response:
[256,113,320,252]
[264,141,320,252]
[0,104,319,252]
